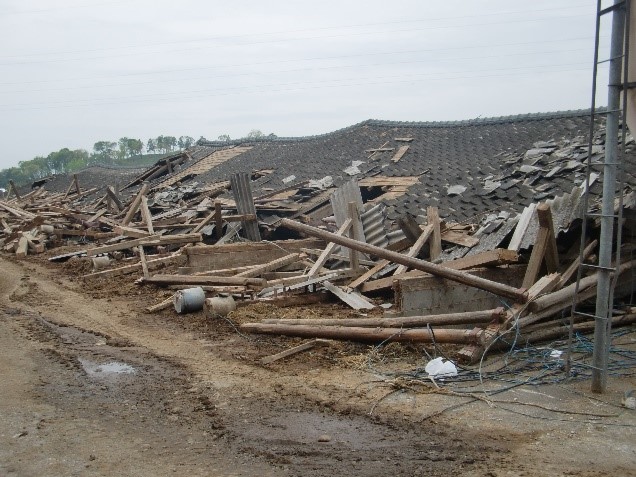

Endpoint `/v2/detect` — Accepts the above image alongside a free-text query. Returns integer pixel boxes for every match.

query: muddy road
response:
[1,256,635,476]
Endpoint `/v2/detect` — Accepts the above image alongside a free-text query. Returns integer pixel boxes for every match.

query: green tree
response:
[217,134,231,142]
[178,136,194,150]
[127,138,143,158]
[93,141,117,164]
[246,129,264,139]
[147,138,156,153]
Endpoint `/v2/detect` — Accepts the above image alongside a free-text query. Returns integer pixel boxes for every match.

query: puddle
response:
[79,358,136,377]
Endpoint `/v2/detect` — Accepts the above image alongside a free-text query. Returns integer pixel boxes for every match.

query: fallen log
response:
[279,218,527,303]
[240,322,483,344]
[262,307,506,327]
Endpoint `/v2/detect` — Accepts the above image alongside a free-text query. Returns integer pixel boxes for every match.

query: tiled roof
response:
[189,110,634,223]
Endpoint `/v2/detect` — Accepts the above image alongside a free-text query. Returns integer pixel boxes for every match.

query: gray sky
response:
[0,0,611,169]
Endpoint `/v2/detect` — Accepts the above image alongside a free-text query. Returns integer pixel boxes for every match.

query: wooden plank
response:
[121,182,149,226]
[394,224,434,275]
[86,233,202,256]
[555,240,597,289]
[394,137,414,142]
[260,339,330,365]
[365,147,394,153]
[235,253,301,278]
[140,196,155,235]
[145,297,173,313]
[508,203,536,251]
[105,186,123,211]
[322,280,375,310]
[114,224,151,238]
[522,203,558,289]
[440,228,479,248]
[15,235,28,257]
[427,206,442,260]
[347,259,391,289]
[144,274,267,287]
[391,145,410,162]
[138,245,149,278]
[84,253,186,279]
[398,215,422,244]
[307,219,352,278]
[347,202,361,271]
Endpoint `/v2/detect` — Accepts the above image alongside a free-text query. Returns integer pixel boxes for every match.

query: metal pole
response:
[591,0,626,393]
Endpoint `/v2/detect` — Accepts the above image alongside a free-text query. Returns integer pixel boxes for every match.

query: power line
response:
[0,3,592,59]
[0,63,596,111]
[0,47,595,95]
[0,35,601,86]
[0,13,592,66]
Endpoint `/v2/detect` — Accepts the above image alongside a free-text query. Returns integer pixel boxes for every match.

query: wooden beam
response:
[555,240,598,289]
[394,224,434,275]
[83,253,186,279]
[121,182,149,226]
[214,201,223,239]
[398,215,422,244]
[138,245,149,278]
[235,253,301,278]
[140,196,155,235]
[86,233,202,256]
[143,274,267,287]
[347,202,361,271]
[307,219,352,278]
[113,224,151,238]
[260,339,330,365]
[522,203,559,289]
[427,206,442,260]
[280,218,528,303]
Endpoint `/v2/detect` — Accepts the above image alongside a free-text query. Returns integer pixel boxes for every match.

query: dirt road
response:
[1,255,635,476]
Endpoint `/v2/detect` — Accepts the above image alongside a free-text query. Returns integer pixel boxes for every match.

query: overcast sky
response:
[0,0,612,169]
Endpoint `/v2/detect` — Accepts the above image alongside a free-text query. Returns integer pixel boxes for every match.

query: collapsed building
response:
[1,109,634,365]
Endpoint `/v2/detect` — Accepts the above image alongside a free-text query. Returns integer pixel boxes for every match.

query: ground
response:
[0,254,635,477]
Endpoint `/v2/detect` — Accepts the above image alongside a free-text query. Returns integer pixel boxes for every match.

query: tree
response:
[93,141,117,164]
[217,134,231,142]
[127,138,143,158]
[147,138,156,154]
[178,136,194,150]
[246,129,264,139]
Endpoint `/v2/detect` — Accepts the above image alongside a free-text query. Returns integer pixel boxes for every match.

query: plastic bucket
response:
[173,287,206,314]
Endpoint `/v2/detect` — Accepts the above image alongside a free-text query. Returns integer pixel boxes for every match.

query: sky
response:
[0,0,614,169]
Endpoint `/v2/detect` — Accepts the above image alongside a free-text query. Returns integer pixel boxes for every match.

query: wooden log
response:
[262,307,506,327]
[280,218,528,303]
[121,182,149,225]
[260,339,331,365]
[241,322,483,344]
[235,253,301,278]
[144,274,267,287]
[86,233,202,256]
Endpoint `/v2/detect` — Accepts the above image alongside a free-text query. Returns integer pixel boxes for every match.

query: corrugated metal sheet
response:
[230,172,261,242]
[361,203,389,249]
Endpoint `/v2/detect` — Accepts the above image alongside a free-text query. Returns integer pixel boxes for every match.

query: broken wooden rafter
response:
[307,219,352,278]
[235,253,302,278]
[394,224,434,275]
[143,274,267,287]
[280,218,528,303]
[522,203,559,289]
[121,182,150,226]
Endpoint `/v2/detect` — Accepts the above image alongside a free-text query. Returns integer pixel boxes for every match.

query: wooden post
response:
[522,203,559,289]
[279,218,528,303]
[427,206,442,260]
[398,215,422,244]
[122,182,149,225]
[105,186,124,211]
[140,196,154,235]
[9,180,21,200]
[214,201,223,239]
[73,174,81,196]
[138,245,149,278]
[394,224,433,275]
[348,202,361,271]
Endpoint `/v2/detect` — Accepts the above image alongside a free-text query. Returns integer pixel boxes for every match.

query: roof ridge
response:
[197,108,593,147]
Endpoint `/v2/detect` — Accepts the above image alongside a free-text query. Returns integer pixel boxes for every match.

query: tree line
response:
[0,135,195,189]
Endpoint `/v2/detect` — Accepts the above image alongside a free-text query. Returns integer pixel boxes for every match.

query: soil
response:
[1,254,635,476]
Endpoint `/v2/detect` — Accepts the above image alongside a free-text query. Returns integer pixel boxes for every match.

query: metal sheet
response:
[230,172,261,241]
